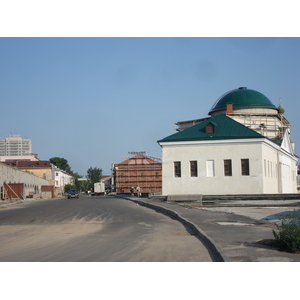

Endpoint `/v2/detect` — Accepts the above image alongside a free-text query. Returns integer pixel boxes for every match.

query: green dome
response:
[209,87,276,115]
[278,104,285,114]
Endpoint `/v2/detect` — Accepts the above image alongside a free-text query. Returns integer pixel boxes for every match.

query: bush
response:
[273,211,300,253]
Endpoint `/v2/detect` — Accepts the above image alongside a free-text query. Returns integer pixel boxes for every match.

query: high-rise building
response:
[0,134,32,156]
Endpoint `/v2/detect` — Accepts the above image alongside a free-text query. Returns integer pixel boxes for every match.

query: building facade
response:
[0,134,32,156]
[112,152,162,195]
[54,168,74,195]
[101,175,112,191]
[2,160,55,181]
[1,160,74,197]
[0,162,51,200]
[158,87,298,195]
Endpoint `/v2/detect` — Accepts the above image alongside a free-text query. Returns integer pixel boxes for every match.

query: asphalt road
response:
[0,194,212,262]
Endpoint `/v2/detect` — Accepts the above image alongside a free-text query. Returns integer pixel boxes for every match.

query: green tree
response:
[77,179,89,192]
[49,157,72,173]
[64,184,76,193]
[72,172,85,191]
[86,166,102,189]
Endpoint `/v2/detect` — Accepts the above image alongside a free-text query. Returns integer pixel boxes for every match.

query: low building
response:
[158,87,298,196]
[2,160,55,181]
[54,168,74,195]
[0,162,51,200]
[112,152,162,195]
[101,175,112,191]
[0,153,39,162]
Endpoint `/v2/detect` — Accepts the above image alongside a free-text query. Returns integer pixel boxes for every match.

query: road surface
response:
[0,194,213,262]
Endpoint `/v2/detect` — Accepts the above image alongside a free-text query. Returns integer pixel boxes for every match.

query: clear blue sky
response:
[1,37,299,175]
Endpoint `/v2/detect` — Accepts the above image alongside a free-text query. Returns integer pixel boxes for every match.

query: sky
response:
[0,2,300,177]
[1,37,300,176]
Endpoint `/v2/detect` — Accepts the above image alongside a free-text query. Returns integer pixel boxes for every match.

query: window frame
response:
[174,161,181,178]
[241,159,250,176]
[224,159,232,176]
[190,161,198,177]
[206,160,215,177]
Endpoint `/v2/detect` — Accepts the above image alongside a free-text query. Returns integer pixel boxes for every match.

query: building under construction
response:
[112,152,162,195]
[175,88,291,142]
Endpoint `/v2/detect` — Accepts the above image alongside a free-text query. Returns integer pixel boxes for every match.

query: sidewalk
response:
[0,197,53,208]
[0,198,32,207]
[122,196,300,262]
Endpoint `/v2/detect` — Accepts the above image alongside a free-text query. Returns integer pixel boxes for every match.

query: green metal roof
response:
[269,137,283,146]
[158,114,264,143]
[209,87,276,115]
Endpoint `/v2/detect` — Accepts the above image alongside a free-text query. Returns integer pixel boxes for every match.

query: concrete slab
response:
[200,206,300,222]
[122,196,300,262]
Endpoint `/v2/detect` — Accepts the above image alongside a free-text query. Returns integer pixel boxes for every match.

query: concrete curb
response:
[120,196,227,262]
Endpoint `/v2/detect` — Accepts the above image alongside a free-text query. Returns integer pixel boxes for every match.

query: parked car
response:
[67,189,79,199]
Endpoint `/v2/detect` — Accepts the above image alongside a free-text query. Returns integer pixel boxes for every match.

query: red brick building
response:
[113,152,162,195]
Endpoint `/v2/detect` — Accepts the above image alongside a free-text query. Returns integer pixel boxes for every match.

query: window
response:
[174,161,181,177]
[190,161,198,177]
[224,159,232,176]
[241,159,250,176]
[206,125,214,133]
[206,160,215,177]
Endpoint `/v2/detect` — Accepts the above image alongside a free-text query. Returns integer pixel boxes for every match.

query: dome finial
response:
[278,98,285,115]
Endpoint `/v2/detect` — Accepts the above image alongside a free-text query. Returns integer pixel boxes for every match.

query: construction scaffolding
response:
[113,152,162,195]
[226,112,290,139]
[175,112,290,140]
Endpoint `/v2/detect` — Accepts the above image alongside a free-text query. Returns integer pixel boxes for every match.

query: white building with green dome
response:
[158,87,298,195]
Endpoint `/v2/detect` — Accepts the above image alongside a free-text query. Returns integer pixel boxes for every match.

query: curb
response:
[121,196,227,262]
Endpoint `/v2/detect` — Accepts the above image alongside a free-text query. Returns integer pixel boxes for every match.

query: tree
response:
[49,157,72,173]
[72,172,85,191]
[64,184,76,192]
[86,167,102,189]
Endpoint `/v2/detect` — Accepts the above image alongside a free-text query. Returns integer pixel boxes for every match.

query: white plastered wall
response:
[261,141,280,193]
[0,163,49,198]
[161,139,266,195]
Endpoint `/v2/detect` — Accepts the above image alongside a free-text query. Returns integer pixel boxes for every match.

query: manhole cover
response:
[216,222,254,226]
